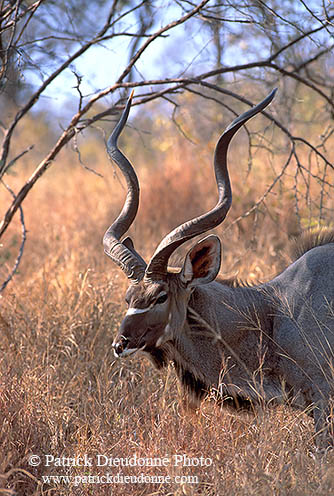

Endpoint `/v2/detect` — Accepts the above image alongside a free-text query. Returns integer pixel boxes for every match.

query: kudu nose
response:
[112,336,129,356]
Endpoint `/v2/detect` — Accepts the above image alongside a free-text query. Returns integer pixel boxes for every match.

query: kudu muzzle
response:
[112,335,129,356]
[112,312,150,357]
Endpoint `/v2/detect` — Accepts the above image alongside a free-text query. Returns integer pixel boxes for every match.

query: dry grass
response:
[1,126,334,495]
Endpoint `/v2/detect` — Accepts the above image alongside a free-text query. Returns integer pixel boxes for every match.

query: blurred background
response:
[1,0,333,288]
[1,2,334,494]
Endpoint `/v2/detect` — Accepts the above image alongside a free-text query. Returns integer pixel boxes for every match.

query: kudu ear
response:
[180,235,221,287]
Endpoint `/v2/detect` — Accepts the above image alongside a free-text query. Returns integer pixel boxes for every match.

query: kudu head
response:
[104,89,277,358]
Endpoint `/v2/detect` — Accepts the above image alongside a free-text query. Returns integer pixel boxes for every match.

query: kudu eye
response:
[155,293,168,305]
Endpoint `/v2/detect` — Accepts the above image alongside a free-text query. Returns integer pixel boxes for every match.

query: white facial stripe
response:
[126,306,151,316]
[126,292,168,316]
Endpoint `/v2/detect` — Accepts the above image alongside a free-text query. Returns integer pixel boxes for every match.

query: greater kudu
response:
[104,89,334,447]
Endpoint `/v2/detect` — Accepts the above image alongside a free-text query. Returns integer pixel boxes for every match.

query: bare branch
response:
[116,0,210,84]
[0,0,333,291]
[0,180,26,293]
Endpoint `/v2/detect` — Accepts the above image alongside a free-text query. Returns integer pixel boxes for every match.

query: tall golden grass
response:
[1,115,334,495]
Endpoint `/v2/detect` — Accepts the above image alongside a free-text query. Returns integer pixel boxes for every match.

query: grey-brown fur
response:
[104,90,334,448]
[113,233,334,448]
[216,227,334,289]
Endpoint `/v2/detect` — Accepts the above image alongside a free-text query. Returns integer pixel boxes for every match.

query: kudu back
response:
[103,89,334,448]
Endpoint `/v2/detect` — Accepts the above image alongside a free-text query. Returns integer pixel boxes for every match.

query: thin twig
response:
[0,181,26,293]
